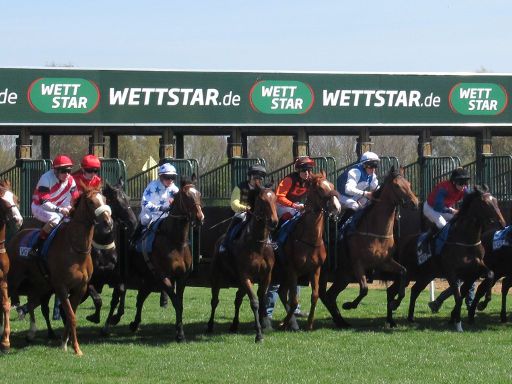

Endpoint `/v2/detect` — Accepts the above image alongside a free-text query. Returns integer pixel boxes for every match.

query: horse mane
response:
[450,185,485,222]
[71,186,101,214]
[180,176,194,188]
[372,167,399,200]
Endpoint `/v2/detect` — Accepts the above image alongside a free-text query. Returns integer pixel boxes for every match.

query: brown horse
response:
[129,177,204,342]
[274,172,341,331]
[386,185,505,331]
[207,186,278,342]
[7,188,113,355]
[0,180,23,352]
[321,168,419,328]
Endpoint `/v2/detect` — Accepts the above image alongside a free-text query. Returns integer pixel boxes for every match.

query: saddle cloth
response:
[416,224,451,265]
[493,226,512,251]
[338,208,365,241]
[135,218,164,254]
[18,223,62,260]
[274,214,301,263]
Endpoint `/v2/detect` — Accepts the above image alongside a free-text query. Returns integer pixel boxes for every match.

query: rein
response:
[352,230,393,239]
[444,240,482,247]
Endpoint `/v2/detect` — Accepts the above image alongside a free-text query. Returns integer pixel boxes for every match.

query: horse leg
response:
[129,284,151,333]
[321,273,351,328]
[407,277,431,323]
[101,285,120,336]
[240,277,264,342]
[207,282,220,334]
[0,279,10,351]
[306,267,321,331]
[280,274,300,331]
[62,284,87,356]
[257,273,271,333]
[85,284,102,324]
[477,281,493,311]
[276,283,298,331]
[386,278,411,328]
[110,283,126,326]
[468,278,495,323]
[447,277,464,332]
[230,288,245,334]
[342,263,368,310]
[500,276,512,323]
[172,280,186,343]
[40,292,57,340]
[381,259,408,311]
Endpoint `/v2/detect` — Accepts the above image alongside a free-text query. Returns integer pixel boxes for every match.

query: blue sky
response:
[0,0,510,73]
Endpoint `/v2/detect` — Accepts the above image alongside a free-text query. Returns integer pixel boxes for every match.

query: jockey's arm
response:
[141,185,160,211]
[36,186,61,213]
[230,186,249,213]
[432,187,452,213]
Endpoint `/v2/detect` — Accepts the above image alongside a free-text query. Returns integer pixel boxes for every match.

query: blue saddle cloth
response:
[416,224,451,265]
[135,218,164,254]
[493,225,512,251]
[18,223,62,260]
[274,214,301,263]
[338,209,365,240]
[225,219,248,253]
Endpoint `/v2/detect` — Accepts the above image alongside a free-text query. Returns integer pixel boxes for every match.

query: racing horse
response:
[128,176,204,342]
[386,185,505,331]
[275,172,341,331]
[0,180,23,352]
[321,167,419,328]
[207,186,278,342]
[7,187,112,355]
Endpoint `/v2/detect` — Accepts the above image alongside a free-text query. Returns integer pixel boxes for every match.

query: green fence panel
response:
[482,155,512,201]
[100,158,127,187]
[0,159,53,218]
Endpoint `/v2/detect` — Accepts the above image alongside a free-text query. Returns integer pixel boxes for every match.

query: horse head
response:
[102,180,137,234]
[376,167,419,210]
[250,186,279,231]
[0,179,23,230]
[72,187,114,234]
[458,185,506,229]
[306,171,341,217]
[173,175,204,227]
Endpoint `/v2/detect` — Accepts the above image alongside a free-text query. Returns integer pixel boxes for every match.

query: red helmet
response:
[81,154,101,169]
[53,154,73,169]
[294,156,315,170]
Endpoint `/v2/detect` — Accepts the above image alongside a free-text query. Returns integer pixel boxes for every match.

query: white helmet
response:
[158,163,177,176]
[360,151,380,164]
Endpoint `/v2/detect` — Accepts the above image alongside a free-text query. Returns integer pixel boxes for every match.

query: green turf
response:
[2,285,511,384]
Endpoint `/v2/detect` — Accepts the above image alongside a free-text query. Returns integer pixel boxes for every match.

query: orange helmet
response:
[81,154,101,169]
[53,154,73,169]
[294,156,315,170]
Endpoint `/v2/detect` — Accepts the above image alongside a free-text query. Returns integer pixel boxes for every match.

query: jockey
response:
[139,162,179,228]
[275,156,316,222]
[72,154,102,193]
[423,167,470,230]
[337,151,380,224]
[264,156,315,326]
[219,164,267,253]
[28,154,79,258]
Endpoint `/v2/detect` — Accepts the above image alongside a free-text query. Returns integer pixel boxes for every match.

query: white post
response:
[429,279,436,301]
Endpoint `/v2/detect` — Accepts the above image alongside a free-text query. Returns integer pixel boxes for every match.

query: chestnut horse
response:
[273,172,341,331]
[0,180,23,352]
[386,185,505,331]
[7,188,113,355]
[129,177,204,342]
[207,186,278,342]
[321,168,419,328]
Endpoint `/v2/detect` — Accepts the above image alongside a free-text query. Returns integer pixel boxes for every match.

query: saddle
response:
[19,223,62,261]
[273,214,301,264]
[135,218,165,254]
[416,224,451,265]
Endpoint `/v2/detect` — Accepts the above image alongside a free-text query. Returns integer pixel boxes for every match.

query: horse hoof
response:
[47,330,58,340]
[334,316,351,329]
[229,323,238,333]
[477,302,488,311]
[255,334,264,343]
[110,314,122,326]
[289,316,300,332]
[407,317,415,323]
[75,349,84,357]
[342,302,355,310]
[387,320,397,328]
[129,321,139,333]
[100,327,111,337]
[0,342,10,353]
[176,334,186,343]
[261,317,273,331]
[500,316,507,323]
[454,322,463,332]
[86,314,101,324]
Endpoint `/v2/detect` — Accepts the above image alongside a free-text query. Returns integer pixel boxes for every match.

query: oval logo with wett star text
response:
[28,78,100,114]
[449,82,508,116]
[249,80,314,114]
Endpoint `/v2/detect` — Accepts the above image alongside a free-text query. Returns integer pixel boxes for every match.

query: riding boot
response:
[338,209,355,228]
[27,235,45,259]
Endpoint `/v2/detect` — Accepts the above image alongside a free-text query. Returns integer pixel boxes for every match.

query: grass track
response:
[3,285,512,384]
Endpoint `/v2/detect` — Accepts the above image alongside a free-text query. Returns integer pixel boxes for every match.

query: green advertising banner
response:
[0,67,511,125]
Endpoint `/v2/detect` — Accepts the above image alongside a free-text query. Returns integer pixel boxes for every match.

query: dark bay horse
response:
[0,180,23,352]
[467,222,511,324]
[7,188,113,355]
[208,186,278,342]
[276,172,341,331]
[129,177,204,342]
[321,168,419,328]
[386,185,505,331]
[84,181,137,334]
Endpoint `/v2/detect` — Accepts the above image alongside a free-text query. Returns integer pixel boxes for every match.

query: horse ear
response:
[264,181,274,189]
[320,170,326,178]
[117,177,124,189]
[399,166,405,176]
[191,173,197,183]
[482,183,489,193]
